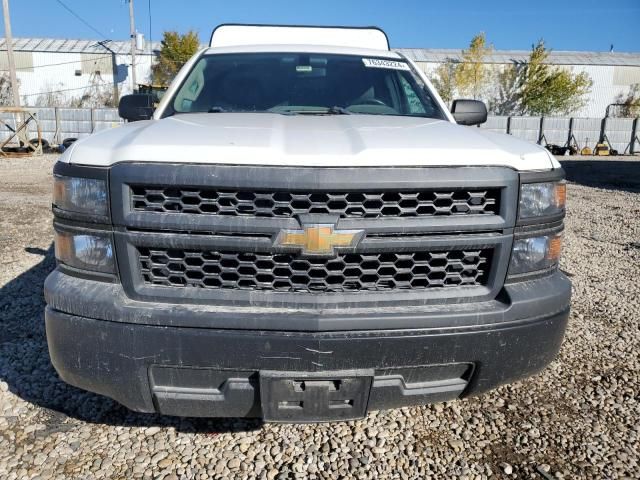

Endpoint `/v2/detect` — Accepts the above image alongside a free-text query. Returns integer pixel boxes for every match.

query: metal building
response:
[0,38,159,107]
[399,48,640,117]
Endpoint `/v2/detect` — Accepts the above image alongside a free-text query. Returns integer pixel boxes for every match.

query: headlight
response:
[53,175,108,216]
[55,230,115,273]
[519,181,566,219]
[509,233,562,275]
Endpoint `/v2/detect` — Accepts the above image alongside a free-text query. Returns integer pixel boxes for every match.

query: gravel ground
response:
[0,154,638,479]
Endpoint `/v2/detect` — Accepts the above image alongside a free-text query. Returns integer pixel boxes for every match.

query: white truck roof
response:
[202,44,401,59]
[209,24,390,51]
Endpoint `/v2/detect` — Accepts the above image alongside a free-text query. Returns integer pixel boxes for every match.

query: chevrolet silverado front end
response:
[44,25,570,423]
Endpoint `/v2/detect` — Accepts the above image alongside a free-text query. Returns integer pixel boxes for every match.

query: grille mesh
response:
[131,186,500,218]
[138,247,492,293]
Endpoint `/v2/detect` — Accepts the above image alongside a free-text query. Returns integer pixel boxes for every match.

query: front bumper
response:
[45,270,571,422]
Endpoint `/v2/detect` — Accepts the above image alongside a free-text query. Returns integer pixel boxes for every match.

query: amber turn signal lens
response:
[54,231,74,264]
[555,182,567,209]
[547,234,563,262]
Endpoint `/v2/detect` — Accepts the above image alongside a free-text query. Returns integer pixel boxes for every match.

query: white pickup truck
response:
[45,25,570,423]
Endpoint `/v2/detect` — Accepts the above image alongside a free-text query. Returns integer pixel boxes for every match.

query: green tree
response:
[430,59,457,104]
[454,33,493,99]
[152,31,200,86]
[519,40,592,116]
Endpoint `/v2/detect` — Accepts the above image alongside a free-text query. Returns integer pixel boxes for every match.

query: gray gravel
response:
[0,154,639,479]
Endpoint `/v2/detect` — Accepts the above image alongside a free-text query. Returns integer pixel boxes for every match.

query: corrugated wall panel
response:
[541,117,571,145]
[0,107,123,144]
[92,108,124,133]
[93,121,122,133]
[56,108,91,141]
[25,108,57,141]
[571,118,603,150]
[509,117,541,143]
[0,51,34,71]
[480,116,509,134]
[603,117,636,153]
[92,109,121,121]
[613,66,640,86]
[34,108,57,120]
[571,66,613,118]
[4,106,638,154]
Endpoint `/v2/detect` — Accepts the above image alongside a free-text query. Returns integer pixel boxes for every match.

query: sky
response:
[3,0,640,52]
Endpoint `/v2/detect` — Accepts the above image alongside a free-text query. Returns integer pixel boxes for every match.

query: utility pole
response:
[2,0,20,106]
[128,0,137,93]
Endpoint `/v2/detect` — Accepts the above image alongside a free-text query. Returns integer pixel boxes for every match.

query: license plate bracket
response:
[260,370,373,423]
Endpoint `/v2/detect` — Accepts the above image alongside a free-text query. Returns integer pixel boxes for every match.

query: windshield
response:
[166,53,446,119]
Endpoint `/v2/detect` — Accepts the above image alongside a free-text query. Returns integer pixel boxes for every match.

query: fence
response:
[480,115,640,155]
[1,108,639,155]
[0,107,123,146]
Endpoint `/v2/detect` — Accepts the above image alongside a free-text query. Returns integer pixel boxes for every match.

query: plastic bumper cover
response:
[44,270,571,421]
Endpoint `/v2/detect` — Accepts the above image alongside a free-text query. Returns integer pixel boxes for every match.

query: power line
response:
[0,51,175,74]
[54,0,108,39]
[21,84,104,97]
[0,55,113,71]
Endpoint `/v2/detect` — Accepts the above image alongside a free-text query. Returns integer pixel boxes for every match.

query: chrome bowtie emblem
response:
[273,224,365,256]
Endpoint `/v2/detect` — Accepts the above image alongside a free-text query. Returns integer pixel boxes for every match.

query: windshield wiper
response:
[205,106,351,115]
[277,106,352,115]
[326,106,352,115]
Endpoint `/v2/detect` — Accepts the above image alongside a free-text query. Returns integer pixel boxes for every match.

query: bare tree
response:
[0,73,18,106]
[32,83,68,107]
[613,84,640,117]
[488,63,526,115]
[430,59,458,105]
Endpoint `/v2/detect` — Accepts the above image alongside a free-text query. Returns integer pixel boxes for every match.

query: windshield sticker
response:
[296,65,313,73]
[362,58,411,71]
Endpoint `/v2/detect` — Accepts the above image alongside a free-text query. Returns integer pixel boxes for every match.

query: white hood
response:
[63,113,557,171]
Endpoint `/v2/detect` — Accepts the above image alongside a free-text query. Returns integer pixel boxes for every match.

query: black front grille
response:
[131,186,500,218]
[137,247,493,294]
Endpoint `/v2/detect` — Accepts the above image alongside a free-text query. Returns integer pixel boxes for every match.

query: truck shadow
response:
[0,245,263,433]
[560,159,640,193]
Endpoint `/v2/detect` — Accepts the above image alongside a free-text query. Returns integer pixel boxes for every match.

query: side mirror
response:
[118,94,154,122]
[451,99,487,126]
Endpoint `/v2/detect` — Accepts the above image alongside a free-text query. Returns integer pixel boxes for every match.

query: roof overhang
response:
[209,24,390,51]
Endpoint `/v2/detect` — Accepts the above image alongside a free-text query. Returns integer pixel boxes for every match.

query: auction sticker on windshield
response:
[362,58,411,71]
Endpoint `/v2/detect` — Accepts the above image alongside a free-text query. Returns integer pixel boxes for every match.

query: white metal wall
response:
[14,51,155,106]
